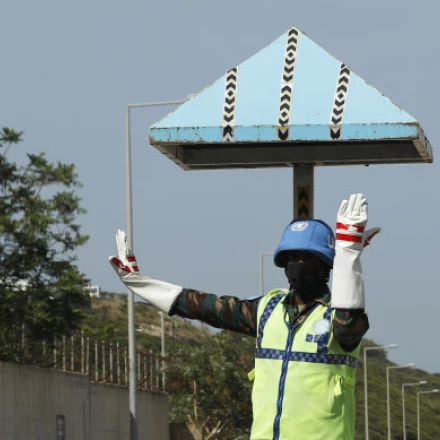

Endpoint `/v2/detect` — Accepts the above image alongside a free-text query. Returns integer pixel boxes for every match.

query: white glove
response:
[331,194,381,309]
[108,230,182,314]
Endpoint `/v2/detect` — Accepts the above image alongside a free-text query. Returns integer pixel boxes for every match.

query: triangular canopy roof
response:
[150,28,433,170]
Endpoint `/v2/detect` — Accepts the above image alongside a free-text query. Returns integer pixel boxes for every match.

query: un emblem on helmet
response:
[291,222,308,232]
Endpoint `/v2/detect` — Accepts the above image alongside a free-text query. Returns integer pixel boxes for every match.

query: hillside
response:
[83,293,440,440]
[82,292,212,351]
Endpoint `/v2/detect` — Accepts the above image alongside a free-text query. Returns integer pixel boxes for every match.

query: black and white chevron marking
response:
[329,63,351,140]
[278,28,299,141]
[222,67,238,142]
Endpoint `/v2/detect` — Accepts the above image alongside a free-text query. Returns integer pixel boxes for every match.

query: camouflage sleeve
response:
[333,309,370,352]
[169,288,259,337]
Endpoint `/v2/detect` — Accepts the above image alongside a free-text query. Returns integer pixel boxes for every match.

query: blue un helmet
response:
[274,219,335,268]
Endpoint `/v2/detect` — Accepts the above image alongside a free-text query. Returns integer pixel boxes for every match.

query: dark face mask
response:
[285,260,327,303]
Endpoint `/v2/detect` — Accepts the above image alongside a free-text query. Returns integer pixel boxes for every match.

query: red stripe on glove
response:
[336,222,365,233]
[127,256,139,272]
[336,233,362,243]
[364,230,379,247]
[110,257,131,273]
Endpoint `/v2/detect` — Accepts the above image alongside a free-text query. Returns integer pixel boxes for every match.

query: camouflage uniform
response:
[171,286,368,350]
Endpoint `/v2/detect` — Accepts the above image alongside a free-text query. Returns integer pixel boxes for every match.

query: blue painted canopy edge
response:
[149,27,433,170]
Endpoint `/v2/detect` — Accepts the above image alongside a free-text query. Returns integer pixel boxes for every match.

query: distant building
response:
[83,285,100,298]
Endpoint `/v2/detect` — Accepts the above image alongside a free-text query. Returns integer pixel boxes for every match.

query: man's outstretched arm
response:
[109,229,259,337]
[171,289,259,337]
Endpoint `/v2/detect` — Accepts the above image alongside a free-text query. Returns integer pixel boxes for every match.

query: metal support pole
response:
[160,311,166,390]
[117,342,120,385]
[403,384,407,440]
[95,340,98,381]
[71,336,74,371]
[293,164,314,219]
[156,357,160,390]
[125,346,128,386]
[81,331,84,374]
[143,355,147,389]
[62,335,66,371]
[364,348,369,440]
[86,337,90,376]
[102,341,106,381]
[149,350,153,389]
[417,391,420,440]
[387,367,391,440]
[364,345,398,440]
[387,364,415,440]
[402,381,427,440]
[125,99,186,439]
[53,336,57,367]
[125,105,138,439]
[137,353,141,388]
[110,343,113,383]
[21,323,25,352]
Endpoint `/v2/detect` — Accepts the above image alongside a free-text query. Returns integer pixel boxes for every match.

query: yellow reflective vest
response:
[250,289,360,440]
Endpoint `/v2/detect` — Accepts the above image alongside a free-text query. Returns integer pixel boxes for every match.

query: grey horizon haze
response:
[1,1,439,374]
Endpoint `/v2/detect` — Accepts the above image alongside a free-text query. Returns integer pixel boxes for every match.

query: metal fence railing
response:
[3,330,165,392]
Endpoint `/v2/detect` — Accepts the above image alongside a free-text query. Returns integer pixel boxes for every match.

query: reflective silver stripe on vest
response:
[316,306,332,354]
[255,348,358,368]
[257,294,284,349]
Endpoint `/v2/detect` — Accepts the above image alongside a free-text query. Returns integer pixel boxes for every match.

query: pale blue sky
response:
[1,1,439,374]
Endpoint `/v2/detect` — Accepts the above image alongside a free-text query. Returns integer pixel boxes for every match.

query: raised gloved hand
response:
[109,230,183,314]
[331,193,380,309]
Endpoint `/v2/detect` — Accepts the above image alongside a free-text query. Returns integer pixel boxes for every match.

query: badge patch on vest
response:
[313,319,330,335]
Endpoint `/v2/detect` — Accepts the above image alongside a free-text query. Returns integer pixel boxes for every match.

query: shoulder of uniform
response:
[257,288,288,309]
[316,298,331,308]
[266,288,289,297]
[238,295,262,302]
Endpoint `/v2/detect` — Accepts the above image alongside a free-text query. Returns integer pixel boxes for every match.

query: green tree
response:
[168,330,255,439]
[0,127,89,360]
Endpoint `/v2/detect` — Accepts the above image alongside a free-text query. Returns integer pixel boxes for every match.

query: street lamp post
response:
[386,363,415,440]
[259,252,274,296]
[125,99,187,439]
[159,310,166,390]
[364,344,398,440]
[402,381,427,440]
[417,389,438,440]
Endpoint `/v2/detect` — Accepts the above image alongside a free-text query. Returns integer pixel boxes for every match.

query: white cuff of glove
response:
[331,247,365,309]
[119,273,183,314]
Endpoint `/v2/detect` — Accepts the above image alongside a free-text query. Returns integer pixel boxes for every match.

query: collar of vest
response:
[281,286,331,306]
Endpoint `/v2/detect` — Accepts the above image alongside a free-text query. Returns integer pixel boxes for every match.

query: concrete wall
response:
[0,362,169,440]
